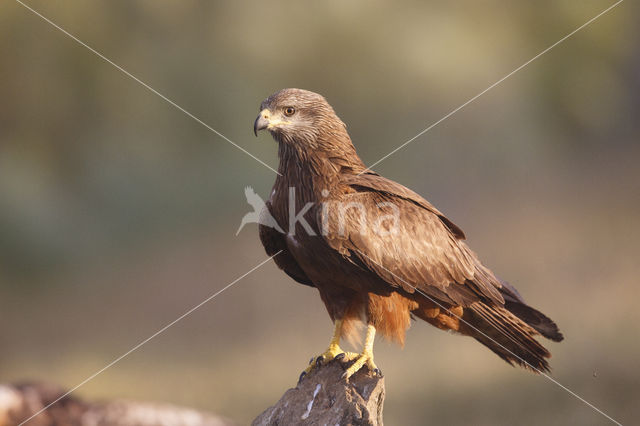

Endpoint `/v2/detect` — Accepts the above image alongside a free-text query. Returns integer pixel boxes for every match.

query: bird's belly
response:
[285,232,389,295]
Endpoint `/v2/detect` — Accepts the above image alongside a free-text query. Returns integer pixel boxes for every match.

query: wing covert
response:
[320,174,503,305]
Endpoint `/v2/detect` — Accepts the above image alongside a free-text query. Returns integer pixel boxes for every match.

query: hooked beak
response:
[254,109,270,136]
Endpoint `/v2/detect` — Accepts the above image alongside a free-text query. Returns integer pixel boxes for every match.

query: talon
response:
[298,371,306,384]
[298,320,359,383]
[342,350,378,380]
[309,357,314,365]
[302,348,347,378]
[373,368,383,377]
[342,324,378,380]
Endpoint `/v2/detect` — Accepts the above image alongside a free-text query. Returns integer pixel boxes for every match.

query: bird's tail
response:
[462,302,561,373]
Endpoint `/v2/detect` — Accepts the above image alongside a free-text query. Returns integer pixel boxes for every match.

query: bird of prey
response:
[254,88,563,380]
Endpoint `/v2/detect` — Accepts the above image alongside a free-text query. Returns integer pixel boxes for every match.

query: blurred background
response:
[1,0,638,424]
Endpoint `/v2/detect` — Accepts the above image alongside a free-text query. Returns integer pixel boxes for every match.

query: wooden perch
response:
[1,362,384,426]
[252,360,385,426]
[0,382,235,426]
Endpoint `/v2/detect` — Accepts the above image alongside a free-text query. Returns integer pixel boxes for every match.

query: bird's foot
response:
[342,350,382,380]
[299,344,358,383]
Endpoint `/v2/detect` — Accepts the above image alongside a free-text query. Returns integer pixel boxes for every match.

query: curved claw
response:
[298,371,306,384]
[302,347,358,380]
[373,368,383,377]
[342,351,378,380]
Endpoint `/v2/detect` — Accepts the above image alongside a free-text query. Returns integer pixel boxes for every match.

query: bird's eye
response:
[284,106,296,117]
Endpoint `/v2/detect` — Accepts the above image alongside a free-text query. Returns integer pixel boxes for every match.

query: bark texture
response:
[252,360,385,426]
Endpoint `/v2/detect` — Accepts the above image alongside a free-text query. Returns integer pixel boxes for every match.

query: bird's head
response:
[254,88,348,149]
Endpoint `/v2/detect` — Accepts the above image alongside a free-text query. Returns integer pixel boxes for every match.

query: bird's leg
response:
[300,319,358,381]
[342,323,381,380]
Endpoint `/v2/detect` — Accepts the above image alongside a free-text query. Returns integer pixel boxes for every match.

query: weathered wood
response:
[252,360,385,426]
[1,362,385,426]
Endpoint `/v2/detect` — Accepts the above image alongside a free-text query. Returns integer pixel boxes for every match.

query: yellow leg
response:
[300,319,358,381]
[342,324,381,380]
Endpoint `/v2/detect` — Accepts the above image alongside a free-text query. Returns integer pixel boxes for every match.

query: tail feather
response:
[463,302,554,373]
[498,279,564,342]
[504,300,564,342]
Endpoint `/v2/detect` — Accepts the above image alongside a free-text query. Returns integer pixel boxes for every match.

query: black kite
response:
[254,88,563,380]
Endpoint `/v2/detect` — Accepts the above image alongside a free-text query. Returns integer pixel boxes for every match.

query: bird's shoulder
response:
[338,171,465,239]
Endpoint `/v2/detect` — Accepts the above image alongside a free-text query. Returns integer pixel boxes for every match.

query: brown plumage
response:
[254,88,563,376]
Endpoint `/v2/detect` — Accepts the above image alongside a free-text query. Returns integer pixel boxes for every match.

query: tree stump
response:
[252,360,385,426]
